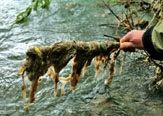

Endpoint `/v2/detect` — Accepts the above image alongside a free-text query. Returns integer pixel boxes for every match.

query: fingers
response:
[120,30,145,50]
[120,42,135,49]
[121,32,131,43]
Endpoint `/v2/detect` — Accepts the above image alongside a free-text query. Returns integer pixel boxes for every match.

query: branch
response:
[102,0,121,21]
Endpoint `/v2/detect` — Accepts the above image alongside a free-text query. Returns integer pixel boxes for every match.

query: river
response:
[0,0,163,116]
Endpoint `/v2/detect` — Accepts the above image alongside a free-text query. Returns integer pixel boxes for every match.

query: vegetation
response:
[18,40,121,110]
[103,0,163,92]
[16,0,163,110]
[15,0,50,24]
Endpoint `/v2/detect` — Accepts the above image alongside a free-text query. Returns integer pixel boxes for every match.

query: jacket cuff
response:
[142,25,163,60]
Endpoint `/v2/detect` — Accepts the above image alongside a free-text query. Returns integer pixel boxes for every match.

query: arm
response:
[142,21,163,60]
[120,20,163,60]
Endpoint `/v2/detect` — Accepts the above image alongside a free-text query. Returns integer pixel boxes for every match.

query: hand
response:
[120,30,145,50]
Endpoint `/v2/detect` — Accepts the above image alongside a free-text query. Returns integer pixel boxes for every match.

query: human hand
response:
[120,30,145,50]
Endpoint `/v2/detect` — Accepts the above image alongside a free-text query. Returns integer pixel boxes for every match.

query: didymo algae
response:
[18,40,123,110]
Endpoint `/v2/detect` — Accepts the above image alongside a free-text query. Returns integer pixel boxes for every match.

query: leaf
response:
[156,67,160,74]
[15,0,51,24]
[18,66,26,74]
[15,6,32,23]
[40,0,46,8]
[26,7,32,16]
[15,11,26,23]
[34,46,42,57]
[45,0,50,6]
[34,0,39,10]
[41,0,50,8]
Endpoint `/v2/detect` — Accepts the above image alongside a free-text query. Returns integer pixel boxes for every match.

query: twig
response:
[145,13,156,29]
[104,34,121,41]
[102,0,121,21]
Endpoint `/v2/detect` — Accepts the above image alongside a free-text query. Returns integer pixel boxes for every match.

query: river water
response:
[0,0,163,116]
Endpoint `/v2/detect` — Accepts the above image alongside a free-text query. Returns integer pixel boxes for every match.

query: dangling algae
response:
[18,40,121,110]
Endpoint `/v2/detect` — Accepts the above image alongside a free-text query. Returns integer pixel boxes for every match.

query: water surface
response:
[0,0,163,116]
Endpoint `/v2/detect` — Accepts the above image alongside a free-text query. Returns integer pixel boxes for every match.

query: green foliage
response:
[34,0,39,10]
[15,0,50,24]
[15,6,32,23]
[40,0,50,8]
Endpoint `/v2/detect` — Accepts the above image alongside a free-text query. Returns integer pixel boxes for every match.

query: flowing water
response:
[0,0,163,116]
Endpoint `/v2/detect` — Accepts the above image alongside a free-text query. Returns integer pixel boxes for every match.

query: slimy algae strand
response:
[18,40,120,110]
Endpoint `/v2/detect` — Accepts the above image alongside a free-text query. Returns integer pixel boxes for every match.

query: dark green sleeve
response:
[152,21,163,54]
[142,20,163,60]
